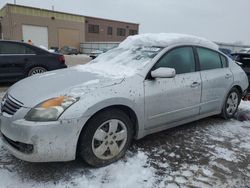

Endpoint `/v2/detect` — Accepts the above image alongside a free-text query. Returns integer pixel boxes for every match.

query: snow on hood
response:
[119,33,219,50]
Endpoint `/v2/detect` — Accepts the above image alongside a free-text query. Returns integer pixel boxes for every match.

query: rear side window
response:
[220,54,228,68]
[154,46,196,74]
[197,47,222,70]
[0,42,36,55]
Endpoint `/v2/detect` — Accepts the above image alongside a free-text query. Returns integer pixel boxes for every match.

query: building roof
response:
[0,3,139,25]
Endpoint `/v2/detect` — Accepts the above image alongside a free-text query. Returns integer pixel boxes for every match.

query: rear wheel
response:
[78,109,133,167]
[221,88,241,119]
[28,67,47,76]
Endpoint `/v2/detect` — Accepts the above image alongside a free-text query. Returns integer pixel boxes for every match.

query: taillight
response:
[58,55,65,63]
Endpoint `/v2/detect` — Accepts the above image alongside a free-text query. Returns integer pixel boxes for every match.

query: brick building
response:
[0,4,139,50]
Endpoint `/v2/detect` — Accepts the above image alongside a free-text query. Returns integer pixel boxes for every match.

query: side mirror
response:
[151,67,176,78]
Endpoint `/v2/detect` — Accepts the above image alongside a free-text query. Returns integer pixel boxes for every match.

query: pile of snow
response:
[119,33,218,50]
[74,33,218,78]
[0,150,155,188]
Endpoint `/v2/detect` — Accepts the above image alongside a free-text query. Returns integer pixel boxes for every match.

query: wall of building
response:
[0,5,12,40]
[10,13,85,49]
[85,17,139,42]
[0,4,85,49]
[0,4,139,49]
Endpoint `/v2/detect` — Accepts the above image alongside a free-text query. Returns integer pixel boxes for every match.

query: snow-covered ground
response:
[0,90,249,188]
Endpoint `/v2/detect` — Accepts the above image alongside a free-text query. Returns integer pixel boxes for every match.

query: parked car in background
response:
[0,33,248,167]
[89,49,111,59]
[219,48,232,58]
[231,52,250,91]
[0,40,67,82]
[59,46,79,55]
[239,48,250,54]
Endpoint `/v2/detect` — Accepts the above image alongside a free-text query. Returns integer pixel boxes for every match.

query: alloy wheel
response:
[92,119,128,160]
[226,91,239,116]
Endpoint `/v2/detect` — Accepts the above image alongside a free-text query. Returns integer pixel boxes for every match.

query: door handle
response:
[225,74,232,79]
[191,82,200,88]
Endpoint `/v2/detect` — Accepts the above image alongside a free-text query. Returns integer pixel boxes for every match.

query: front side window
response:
[153,47,196,74]
[197,47,222,70]
[0,43,35,54]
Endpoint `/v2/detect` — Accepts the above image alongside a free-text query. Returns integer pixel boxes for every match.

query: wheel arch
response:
[75,104,141,158]
[233,85,243,96]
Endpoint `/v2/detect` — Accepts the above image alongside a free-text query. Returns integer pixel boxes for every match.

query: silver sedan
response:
[0,33,248,167]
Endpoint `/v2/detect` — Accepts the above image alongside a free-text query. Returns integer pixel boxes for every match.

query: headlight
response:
[25,96,79,122]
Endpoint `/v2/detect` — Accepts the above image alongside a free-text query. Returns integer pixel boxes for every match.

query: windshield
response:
[91,46,163,69]
[74,46,163,78]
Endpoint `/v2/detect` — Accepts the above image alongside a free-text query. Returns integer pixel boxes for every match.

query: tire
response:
[28,67,47,76]
[78,109,133,167]
[221,87,241,119]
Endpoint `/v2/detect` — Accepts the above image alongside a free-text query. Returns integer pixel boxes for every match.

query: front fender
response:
[60,96,145,139]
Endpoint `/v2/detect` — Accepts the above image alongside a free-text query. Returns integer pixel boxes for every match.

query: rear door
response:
[196,47,233,114]
[0,42,36,80]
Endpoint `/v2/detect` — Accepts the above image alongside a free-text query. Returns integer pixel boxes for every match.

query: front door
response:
[144,46,201,129]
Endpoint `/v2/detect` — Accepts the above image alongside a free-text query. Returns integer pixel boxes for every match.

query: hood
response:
[8,68,124,108]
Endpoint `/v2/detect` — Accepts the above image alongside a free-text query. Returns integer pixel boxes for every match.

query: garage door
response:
[58,29,80,50]
[22,25,49,49]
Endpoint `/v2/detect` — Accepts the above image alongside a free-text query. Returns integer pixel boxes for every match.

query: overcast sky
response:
[1,0,250,44]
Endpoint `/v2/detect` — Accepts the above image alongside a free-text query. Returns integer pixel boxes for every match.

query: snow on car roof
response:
[119,33,218,50]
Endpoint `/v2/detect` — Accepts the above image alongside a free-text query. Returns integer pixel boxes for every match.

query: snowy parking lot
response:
[0,88,249,188]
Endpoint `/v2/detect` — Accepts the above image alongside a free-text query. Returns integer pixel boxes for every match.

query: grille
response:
[1,94,23,116]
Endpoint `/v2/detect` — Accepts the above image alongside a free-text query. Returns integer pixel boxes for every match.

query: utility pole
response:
[14,0,16,4]
[52,5,54,11]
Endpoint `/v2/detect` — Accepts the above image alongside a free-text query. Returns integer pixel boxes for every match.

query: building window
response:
[88,24,99,34]
[129,29,138,35]
[107,26,113,35]
[117,28,126,36]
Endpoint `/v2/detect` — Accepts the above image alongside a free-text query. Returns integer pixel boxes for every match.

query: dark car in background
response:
[0,40,67,82]
[59,46,79,55]
[232,52,250,91]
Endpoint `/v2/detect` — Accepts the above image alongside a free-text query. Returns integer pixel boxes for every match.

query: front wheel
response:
[78,109,133,167]
[221,88,241,119]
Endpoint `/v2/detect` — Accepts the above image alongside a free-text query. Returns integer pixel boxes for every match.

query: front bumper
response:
[0,114,87,162]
